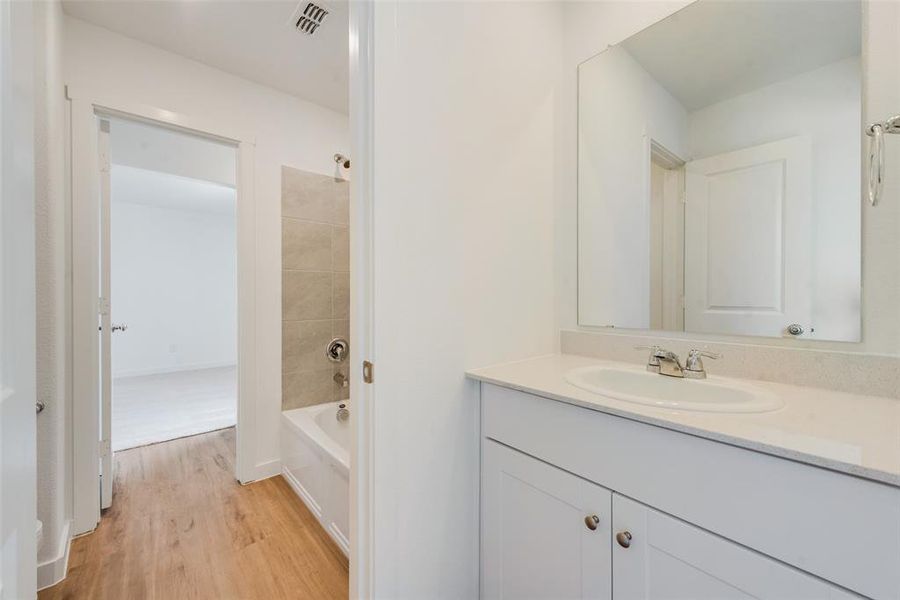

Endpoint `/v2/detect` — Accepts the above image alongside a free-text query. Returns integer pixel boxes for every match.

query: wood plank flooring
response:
[39,428,348,600]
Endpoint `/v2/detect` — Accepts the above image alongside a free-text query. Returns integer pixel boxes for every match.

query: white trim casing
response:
[349,2,375,598]
[68,87,258,535]
[37,520,72,591]
[252,459,282,482]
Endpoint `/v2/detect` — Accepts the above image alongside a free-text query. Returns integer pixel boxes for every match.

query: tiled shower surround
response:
[281,166,350,410]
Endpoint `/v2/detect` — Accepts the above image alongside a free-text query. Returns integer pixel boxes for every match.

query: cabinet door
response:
[482,440,612,600]
[611,494,858,600]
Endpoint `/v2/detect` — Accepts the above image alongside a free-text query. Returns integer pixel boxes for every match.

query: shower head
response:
[334,153,350,169]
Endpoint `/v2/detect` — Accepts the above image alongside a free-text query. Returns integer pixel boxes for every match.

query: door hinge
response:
[99,439,111,458]
[99,297,110,316]
[362,360,374,384]
[99,120,111,172]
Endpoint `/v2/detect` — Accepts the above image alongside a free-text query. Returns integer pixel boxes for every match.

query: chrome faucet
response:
[638,346,722,379]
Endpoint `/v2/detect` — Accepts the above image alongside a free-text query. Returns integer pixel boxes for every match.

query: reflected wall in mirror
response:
[578,0,862,342]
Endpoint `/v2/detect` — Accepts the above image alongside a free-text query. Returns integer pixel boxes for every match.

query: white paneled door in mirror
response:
[577,0,861,342]
[684,137,812,338]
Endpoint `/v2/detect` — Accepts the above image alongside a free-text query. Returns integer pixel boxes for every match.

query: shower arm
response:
[866,114,900,207]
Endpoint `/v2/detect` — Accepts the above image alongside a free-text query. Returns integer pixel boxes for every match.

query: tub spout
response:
[333,372,349,388]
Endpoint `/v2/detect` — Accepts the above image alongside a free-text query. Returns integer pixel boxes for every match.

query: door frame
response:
[0,0,38,596]
[68,87,257,535]
[349,1,375,597]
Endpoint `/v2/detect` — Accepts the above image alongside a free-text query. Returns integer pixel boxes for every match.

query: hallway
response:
[39,429,348,600]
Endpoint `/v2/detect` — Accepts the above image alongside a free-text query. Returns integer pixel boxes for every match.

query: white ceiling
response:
[62,0,349,114]
[112,165,236,216]
[621,0,861,111]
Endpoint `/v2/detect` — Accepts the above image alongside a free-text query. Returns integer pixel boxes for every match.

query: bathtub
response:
[281,402,349,556]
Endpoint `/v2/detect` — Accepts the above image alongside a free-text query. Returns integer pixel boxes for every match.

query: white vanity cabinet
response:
[478,383,900,600]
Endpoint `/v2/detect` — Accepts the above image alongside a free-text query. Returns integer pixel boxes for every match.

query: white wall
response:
[370,2,560,596]
[560,0,900,355]
[64,15,350,476]
[33,0,71,581]
[111,197,237,378]
[689,57,861,342]
[578,45,688,328]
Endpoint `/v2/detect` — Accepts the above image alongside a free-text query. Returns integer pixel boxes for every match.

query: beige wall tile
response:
[282,166,350,224]
[332,319,349,339]
[282,166,335,222]
[333,181,350,225]
[332,225,349,272]
[281,167,352,411]
[283,270,333,320]
[282,219,332,270]
[282,320,333,374]
[282,368,334,409]
[333,272,349,319]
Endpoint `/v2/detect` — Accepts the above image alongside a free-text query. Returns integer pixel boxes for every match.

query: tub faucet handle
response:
[326,338,349,363]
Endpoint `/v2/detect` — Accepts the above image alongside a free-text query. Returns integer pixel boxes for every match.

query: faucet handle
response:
[688,349,721,360]
[635,345,662,372]
[685,349,721,375]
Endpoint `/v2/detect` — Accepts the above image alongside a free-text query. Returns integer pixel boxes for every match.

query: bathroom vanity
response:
[469,0,900,597]
[469,355,900,600]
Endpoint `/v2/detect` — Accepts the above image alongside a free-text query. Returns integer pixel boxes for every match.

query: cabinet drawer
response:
[481,383,900,600]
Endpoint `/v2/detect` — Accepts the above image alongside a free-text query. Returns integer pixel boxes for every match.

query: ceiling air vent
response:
[292,2,329,35]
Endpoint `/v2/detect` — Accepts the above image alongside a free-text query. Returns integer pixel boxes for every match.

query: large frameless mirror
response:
[577,0,862,342]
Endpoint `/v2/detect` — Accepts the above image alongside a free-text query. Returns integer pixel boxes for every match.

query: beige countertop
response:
[467,354,900,487]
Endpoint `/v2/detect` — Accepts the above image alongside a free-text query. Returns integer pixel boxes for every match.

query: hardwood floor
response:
[39,428,348,600]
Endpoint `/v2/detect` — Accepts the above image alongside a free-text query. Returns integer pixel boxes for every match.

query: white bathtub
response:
[281,402,350,556]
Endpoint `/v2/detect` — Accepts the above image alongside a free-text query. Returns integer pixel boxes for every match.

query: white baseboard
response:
[113,361,237,379]
[247,459,281,483]
[37,519,71,591]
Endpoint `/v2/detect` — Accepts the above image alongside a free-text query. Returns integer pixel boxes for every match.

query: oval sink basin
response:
[564,366,784,413]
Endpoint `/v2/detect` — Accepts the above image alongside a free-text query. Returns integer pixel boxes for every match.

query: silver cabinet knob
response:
[616,531,632,548]
[584,515,600,531]
[786,324,804,336]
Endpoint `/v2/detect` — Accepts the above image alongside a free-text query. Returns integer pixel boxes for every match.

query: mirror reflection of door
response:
[684,137,812,338]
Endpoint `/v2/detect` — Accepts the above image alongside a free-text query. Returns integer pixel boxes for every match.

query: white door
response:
[481,440,612,600]
[684,137,812,338]
[98,119,113,509]
[611,494,857,600]
[0,0,38,597]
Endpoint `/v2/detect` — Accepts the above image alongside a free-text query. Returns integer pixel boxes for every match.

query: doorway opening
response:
[648,141,685,332]
[70,94,257,535]
[104,117,238,453]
